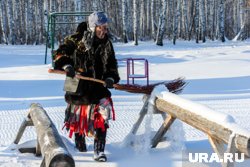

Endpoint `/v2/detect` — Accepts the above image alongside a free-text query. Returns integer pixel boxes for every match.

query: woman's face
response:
[95,24,108,39]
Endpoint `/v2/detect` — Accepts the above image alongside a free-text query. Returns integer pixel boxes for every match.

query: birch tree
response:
[208,0,215,40]
[140,0,145,38]
[234,0,247,40]
[166,0,173,39]
[200,0,206,42]
[126,0,133,41]
[122,0,128,43]
[37,0,44,44]
[173,0,181,45]
[0,0,250,44]
[7,0,15,44]
[92,0,98,11]
[133,0,138,45]
[195,0,200,43]
[50,0,55,11]
[233,0,240,35]
[151,0,156,41]
[14,0,22,44]
[218,0,225,42]
[30,0,36,44]
[0,13,3,43]
[182,0,189,40]
[0,6,3,43]
[188,0,195,40]
[25,0,32,44]
[156,0,167,46]
[80,0,86,12]
[80,0,87,24]
[146,0,150,38]
[0,1,7,44]
[19,0,26,44]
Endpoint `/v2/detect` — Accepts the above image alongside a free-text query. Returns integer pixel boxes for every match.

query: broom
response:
[48,69,186,94]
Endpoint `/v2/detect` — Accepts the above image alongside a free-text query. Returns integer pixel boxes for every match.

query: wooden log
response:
[29,103,75,167]
[36,138,41,156]
[14,117,33,144]
[208,135,234,167]
[208,135,225,159]
[130,95,164,135]
[155,98,250,157]
[225,134,238,167]
[131,96,150,134]
[151,115,176,148]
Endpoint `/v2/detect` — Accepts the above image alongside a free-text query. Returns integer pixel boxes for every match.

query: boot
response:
[75,133,87,152]
[93,140,107,162]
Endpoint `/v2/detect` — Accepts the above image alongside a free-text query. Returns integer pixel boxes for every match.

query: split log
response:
[151,115,176,148]
[14,118,33,144]
[29,103,75,167]
[155,95,250,157]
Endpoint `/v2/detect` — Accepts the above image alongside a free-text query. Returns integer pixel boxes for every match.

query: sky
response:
[0,40,250,167]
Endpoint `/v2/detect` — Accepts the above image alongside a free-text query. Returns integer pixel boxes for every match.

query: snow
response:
[161,91,235,123]
[0,40,250,167]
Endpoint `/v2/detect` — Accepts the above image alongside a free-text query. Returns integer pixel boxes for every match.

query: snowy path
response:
[0,93,250,167]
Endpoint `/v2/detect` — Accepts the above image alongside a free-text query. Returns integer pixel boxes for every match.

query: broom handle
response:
[48,69,119,88]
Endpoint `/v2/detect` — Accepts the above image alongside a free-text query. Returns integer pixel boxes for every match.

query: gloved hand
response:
[56,43,75,55]
[63,65,75,78]
[104,77,114,88]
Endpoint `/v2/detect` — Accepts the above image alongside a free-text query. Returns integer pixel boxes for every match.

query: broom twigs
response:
[48,69,186,94]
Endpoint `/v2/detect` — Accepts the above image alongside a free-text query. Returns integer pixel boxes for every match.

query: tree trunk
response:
[182,0,189,40]
[218,0,225,42]
[19,0,26,44]
[208,0,215,40]
[156,0,167,46]
[173,0,181,45]
[25,0,30,44]
[0,1,7,44]
[0,8,3,43]
[200,0,206,42]
[7,0,15,44]
[50,0,55,11]
[195,0,200,43]
[14,0,22,44]
[80,0,86,11]
[188,0,195,41]
[146,0,150,38]
[151,0,156,41]
[37,0,44,44]
[234,0,247,40]
[30,0,36,44]
[133,0,138,45]
[92,0,98,11]
[122,0,128,43]
[140,0,145,39]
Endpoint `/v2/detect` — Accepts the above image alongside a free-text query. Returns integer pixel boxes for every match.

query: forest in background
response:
[0,0,250,45]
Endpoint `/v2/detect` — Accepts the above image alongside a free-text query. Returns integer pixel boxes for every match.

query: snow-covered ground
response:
[0,40,250,167]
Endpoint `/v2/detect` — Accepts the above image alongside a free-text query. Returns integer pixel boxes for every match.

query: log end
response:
[245,138,250,157]
[49,154,75,167]
[30,103,42,109]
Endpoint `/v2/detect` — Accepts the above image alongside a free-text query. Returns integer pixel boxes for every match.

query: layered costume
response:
[54,12,120,162]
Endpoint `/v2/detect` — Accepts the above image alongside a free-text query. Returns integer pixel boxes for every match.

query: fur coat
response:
[54,30,120,105]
